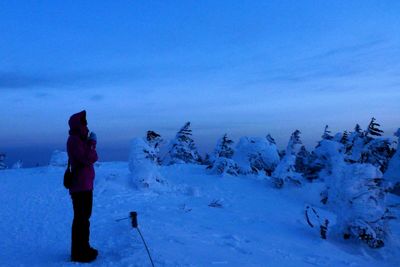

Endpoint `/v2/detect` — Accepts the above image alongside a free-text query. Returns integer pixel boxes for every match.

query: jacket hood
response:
[68,110,87,136]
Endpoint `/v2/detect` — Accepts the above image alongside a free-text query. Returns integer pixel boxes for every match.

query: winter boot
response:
[71,248,98,263]
[88,247,98,258]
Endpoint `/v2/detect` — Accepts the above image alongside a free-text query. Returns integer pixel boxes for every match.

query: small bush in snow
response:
[208,199,223,208]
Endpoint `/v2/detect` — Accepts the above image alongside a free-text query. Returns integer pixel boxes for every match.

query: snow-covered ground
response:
[0,162,399,267]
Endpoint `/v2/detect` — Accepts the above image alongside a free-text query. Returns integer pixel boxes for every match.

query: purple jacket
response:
[67,111,98,193]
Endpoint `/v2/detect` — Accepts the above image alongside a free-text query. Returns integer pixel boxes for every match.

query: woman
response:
[67,110,98,262]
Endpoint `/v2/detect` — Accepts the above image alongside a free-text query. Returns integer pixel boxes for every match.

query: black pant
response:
[71,190,93,255]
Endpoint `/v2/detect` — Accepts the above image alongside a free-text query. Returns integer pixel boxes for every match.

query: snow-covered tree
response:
[345,119,393,172]
[362,137,394,173]
[322,125,333,140]
[339,131,352,155]
[343,119,394,172]
[146,130,163,164]
[295,145,311,174]
[332,130,352,155]
[278,149,286,159]
[345,124,366,164]
[266,134,276,145]
[202,153,213,166]
[326,161,393,248]
[165,122,202,165]
[208,134,239,176]
[49,150,68,167]
[129,137,166,189]
[384,128,400,193]
[354,124,362,134]
[146,130,163,150]
[233,135,280,175]
[361,119,393,172]
[272,157,302,188]
[340,131,349,145]
[12,160,23,169]
[208,157,240,176]
[366,117,384,137]
[271,130,304,187]
[307,139,345,181]
[214,134,234,159]
[0,153,7,170]
[286,129,302,155]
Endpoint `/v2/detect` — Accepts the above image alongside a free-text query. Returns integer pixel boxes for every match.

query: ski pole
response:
[130,212,155,267]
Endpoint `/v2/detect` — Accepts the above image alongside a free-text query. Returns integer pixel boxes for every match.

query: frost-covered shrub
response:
[384,128,400,192]
[326,161,393,248]
[0,153,7,170]
[164,122,202,165]
[49,150,68,167]
[233,135,280,175]
[129,138,166,190]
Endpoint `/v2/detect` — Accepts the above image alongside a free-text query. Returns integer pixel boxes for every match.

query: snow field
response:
[0,163,399,266]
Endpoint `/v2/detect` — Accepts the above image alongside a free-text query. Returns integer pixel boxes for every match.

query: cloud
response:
[0,72,53,89]
[0,69,143,90]
[306,39,386,61]
[240,38,399,88]
[90,94,104,101]
[35,92,50,98]
[0,63,222,91]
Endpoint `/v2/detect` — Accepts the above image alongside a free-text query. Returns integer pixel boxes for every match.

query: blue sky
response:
[1,1,400,166]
